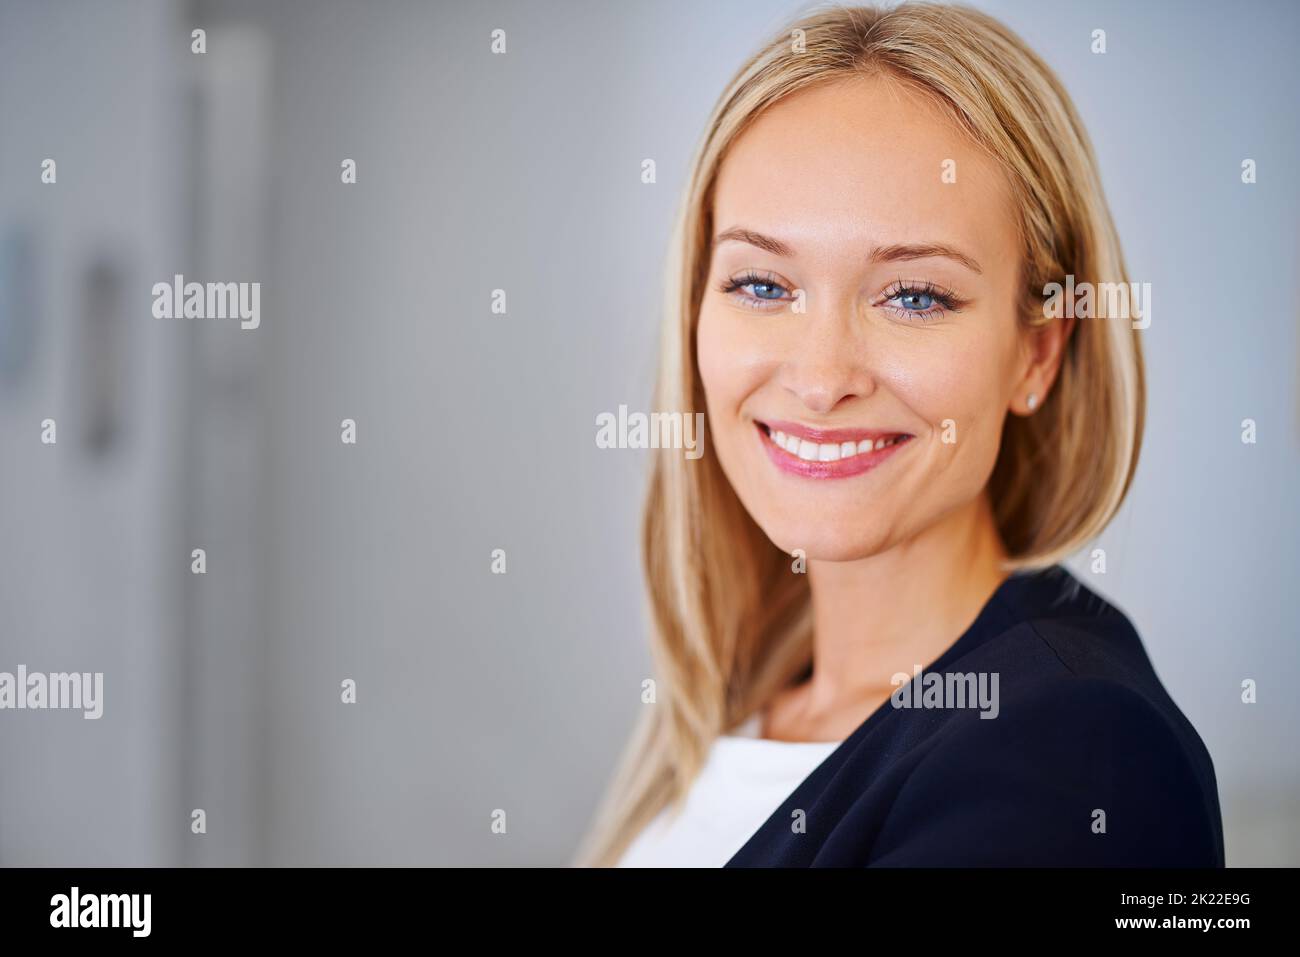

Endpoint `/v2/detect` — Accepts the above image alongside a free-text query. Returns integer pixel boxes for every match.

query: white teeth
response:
[768,426,909,462]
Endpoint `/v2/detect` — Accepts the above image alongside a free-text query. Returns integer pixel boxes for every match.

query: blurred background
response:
[0,0,1296,866]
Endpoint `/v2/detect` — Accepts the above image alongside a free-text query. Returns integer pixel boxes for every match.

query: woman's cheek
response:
[876,341,968,428]
[881,336,1003,466]
[697,309,767,411]
[695,310,743,463]
[695,309,728,397]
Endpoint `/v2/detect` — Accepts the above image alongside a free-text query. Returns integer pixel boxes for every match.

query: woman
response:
[576,3,1224,867]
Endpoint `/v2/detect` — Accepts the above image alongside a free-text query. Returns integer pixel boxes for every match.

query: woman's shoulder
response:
[879,671,1225,866]
[988,566,1205,740]
[868,568,1226,866]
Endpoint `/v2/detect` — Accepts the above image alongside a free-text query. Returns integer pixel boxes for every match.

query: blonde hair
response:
[573,2,1145,867]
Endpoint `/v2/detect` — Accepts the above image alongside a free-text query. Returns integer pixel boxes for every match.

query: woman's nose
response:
[779,317,875,414]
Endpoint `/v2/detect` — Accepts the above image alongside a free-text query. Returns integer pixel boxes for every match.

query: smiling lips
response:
[756,419,914,479]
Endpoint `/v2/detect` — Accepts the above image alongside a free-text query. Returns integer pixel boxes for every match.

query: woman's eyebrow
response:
[713,228,982,276]
[712,227,793,257]
[870,242,983,275]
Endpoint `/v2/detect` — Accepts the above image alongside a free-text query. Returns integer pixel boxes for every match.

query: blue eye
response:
[881,280,962,321]
[719,271,793,309]
[896,290,935,311]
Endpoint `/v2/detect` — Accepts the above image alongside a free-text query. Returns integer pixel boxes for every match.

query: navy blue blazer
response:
[725,565,1225,867]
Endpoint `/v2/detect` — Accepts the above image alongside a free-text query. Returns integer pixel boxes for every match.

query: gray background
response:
[0,0,1296,866]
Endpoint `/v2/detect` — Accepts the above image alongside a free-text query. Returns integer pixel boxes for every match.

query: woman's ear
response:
[1012,313,1075,416]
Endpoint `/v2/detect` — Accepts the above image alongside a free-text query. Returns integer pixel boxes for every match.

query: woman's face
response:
[697,74,1041,561]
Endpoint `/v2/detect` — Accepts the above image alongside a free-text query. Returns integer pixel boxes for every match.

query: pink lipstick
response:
[755,419,913,479]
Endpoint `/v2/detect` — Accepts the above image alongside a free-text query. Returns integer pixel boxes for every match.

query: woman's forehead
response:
[711,75,1017,268]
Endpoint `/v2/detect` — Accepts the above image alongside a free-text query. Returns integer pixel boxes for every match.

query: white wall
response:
[0,0,189,865]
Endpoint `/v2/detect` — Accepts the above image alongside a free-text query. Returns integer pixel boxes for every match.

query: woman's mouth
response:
[754,419,914,479]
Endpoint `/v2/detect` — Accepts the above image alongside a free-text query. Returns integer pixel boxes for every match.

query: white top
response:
[615,714,843,867]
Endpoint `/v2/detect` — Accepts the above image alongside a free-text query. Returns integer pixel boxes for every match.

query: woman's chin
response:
[756,518,892,564]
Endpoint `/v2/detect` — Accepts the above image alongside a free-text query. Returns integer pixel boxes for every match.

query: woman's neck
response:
[792,493,1009,726]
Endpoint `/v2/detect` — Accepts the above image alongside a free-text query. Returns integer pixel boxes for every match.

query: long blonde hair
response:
[573,2,1145,867]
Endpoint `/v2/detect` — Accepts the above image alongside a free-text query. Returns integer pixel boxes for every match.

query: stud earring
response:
[1026,392,1039,412]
